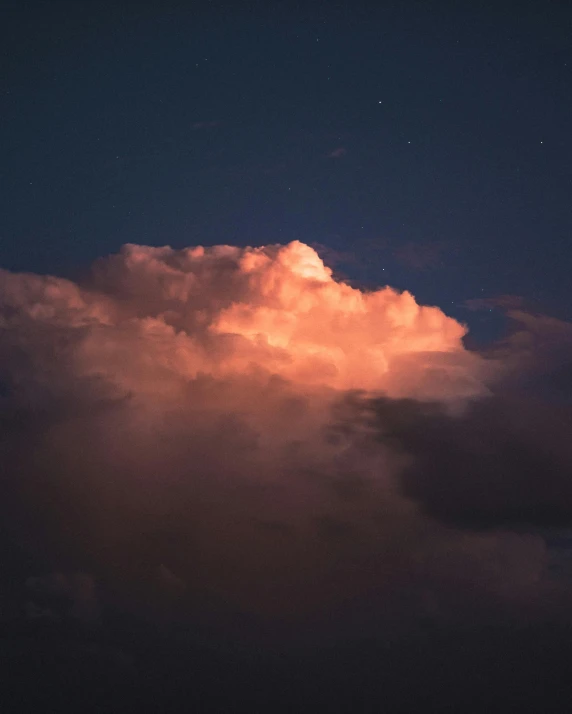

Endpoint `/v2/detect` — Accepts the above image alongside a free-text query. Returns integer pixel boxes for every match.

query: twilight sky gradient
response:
[2,1,572,711]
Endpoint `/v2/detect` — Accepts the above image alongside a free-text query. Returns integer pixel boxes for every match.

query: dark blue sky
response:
[2,0,571,341]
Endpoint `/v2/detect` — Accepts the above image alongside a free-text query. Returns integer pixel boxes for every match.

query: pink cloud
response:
[1,240,563,646]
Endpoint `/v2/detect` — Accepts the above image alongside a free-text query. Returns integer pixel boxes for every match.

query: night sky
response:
[3,2,572,712]
[3,0,571,338]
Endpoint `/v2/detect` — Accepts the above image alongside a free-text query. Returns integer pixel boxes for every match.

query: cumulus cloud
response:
[0,240,570,646]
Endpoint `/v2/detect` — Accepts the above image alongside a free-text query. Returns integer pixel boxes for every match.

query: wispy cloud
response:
[191,120,222,130]
[393,240,449,271]
[327,147,347,158]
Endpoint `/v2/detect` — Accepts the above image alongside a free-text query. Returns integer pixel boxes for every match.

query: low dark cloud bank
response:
[1,243,572,711]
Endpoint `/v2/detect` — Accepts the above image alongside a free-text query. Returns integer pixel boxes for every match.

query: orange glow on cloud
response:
[0,239,495,497]
[0,241,550,634]
[23,239,487,402]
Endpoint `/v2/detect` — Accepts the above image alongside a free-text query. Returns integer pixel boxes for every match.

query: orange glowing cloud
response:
[21,239,486,404]
[2,240,530,636]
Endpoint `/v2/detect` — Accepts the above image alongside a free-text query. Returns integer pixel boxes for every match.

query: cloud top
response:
[0,239,487,401]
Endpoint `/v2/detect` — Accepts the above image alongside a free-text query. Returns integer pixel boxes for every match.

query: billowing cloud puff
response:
[29,239,487,401]
[0,241,568,647]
